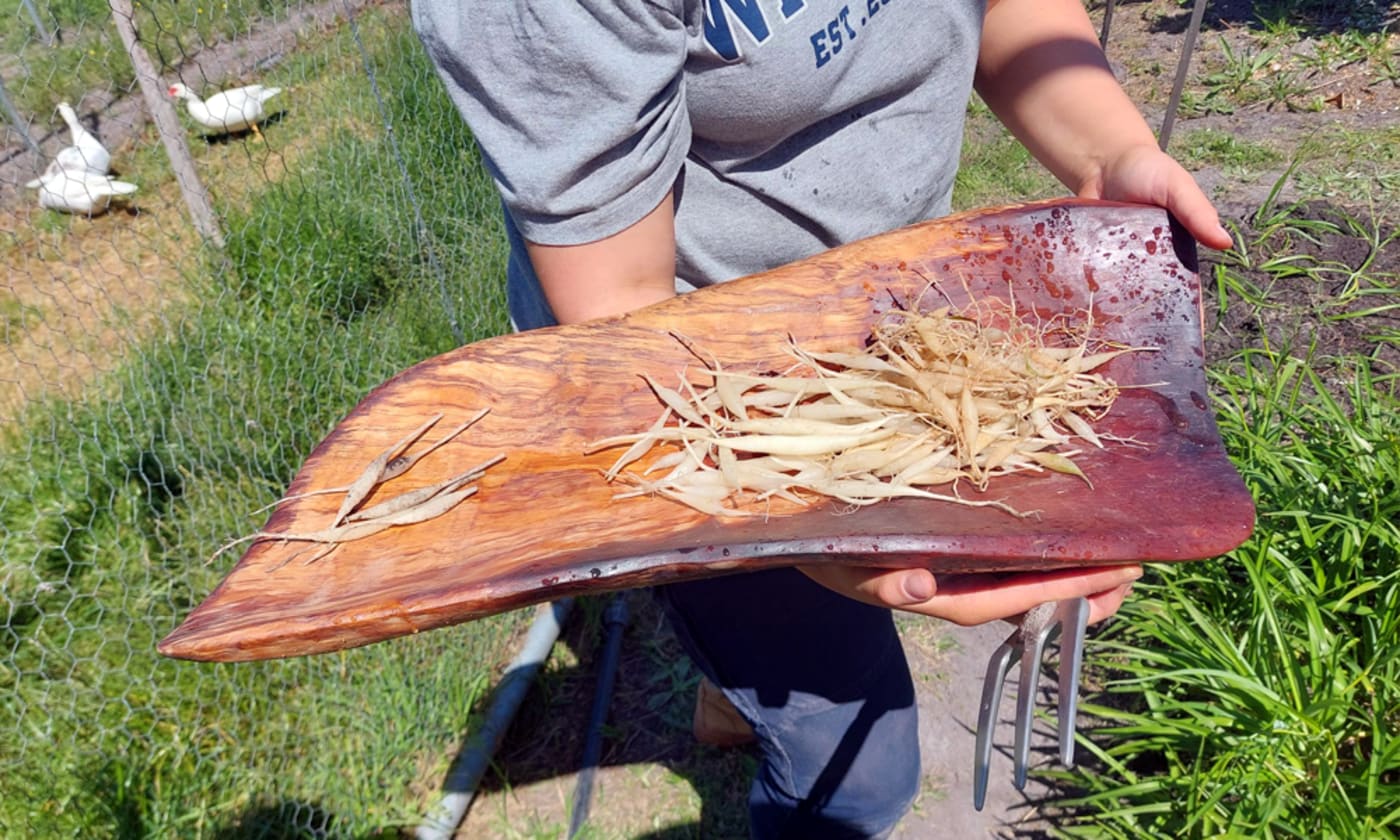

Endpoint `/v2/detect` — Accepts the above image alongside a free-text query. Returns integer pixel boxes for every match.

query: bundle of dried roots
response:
[588,299,1151,517]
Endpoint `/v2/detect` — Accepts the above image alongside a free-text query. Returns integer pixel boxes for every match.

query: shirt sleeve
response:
[412,0,690,246]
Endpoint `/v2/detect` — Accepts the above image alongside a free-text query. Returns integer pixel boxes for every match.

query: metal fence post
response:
[1159,0,1210,150]
[18,0,56,46]
[0,74,42,159]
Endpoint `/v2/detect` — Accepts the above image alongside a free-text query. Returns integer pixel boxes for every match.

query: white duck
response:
[24,101,112,188]
[168,82,282,138]
[28,168,138,215]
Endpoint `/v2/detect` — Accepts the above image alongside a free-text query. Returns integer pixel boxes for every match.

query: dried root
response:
[212,410,503,569]
[590,299,1152,517]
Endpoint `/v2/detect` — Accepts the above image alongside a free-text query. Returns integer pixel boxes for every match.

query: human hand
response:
[798,563,1142,626]
[1082,143,1234,252]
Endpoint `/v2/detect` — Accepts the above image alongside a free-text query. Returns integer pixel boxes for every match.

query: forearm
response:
[974,0,1158,197]
[524,192,678,325]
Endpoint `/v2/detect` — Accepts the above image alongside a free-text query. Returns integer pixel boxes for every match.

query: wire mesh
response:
[1,0,526,835]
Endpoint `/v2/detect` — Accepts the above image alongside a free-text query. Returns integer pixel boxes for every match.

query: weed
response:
[1201,37,1278,102]
[1254,3,1306,43]
[1047,355,1400,839]
[1374,37,1400,85]
[1265,67,1312,109]
[1175,129,1283,172]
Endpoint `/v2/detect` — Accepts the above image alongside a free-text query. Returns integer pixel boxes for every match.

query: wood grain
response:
[159,199,1255,662]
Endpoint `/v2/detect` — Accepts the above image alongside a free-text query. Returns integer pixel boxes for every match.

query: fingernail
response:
[1119,566,1144,582]
[902,572,935,602]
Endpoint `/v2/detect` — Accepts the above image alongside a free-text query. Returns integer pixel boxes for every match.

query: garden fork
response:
[972,596,1091,811]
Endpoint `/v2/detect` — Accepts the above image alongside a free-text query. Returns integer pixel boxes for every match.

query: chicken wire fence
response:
[2,0,532,835]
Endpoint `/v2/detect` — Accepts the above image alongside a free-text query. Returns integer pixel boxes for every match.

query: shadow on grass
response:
[90,752,347,840]
[206,800,337,839]
[448,589,754,838]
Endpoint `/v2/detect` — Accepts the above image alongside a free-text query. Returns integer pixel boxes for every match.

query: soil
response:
[1204,199,1400,386]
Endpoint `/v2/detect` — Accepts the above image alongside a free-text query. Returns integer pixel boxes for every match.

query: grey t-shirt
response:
[412,0,985,326]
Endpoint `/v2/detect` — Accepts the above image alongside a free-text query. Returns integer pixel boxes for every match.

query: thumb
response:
[799,565,938,608]
[1165,168,1233,251]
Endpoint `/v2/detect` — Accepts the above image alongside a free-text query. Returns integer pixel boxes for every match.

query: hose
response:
[567,594,631,839]
[414,598,574,840]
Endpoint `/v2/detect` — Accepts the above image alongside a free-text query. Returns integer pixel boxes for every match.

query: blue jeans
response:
[657,569,921,840]
[504,210,921,838]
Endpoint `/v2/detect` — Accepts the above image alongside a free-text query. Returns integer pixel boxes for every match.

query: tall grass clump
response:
[1048,349,1400,839]
[1,17,524,838]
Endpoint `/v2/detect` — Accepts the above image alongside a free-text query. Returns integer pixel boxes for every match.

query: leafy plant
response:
[1201,37,1279,101]
[1047,353,1400,839]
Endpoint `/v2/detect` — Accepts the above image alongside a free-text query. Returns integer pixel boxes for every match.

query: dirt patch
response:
[1103,0,1400,121]
[0,199,195,417]
[448,592,755,839]
[441,593,1071,839]
[1202,198,1400,383]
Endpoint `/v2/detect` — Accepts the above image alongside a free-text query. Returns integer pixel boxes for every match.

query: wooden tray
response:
[159,199,1255,662]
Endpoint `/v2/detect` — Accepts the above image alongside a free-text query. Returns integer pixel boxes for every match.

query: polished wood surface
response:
[159,200,1255,662]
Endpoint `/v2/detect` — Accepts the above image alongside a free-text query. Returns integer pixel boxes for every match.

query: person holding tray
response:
[412,1,1232,836]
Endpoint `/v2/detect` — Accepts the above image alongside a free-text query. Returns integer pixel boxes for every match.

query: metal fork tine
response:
[972,596,1093,808]
[1056,596,1091,766]
[1013,621,1051,790]
[973,638,1017,812]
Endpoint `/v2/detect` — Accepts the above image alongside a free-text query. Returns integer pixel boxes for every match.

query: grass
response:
[0,293,41,337]
[1,10,522,837]
[1289,127,1400,204]
[1,0,308,116]
[1173,129,1284,174]
[1038,176,1400,836]
[953,98,1061,210]
[1046,352,1400,839]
